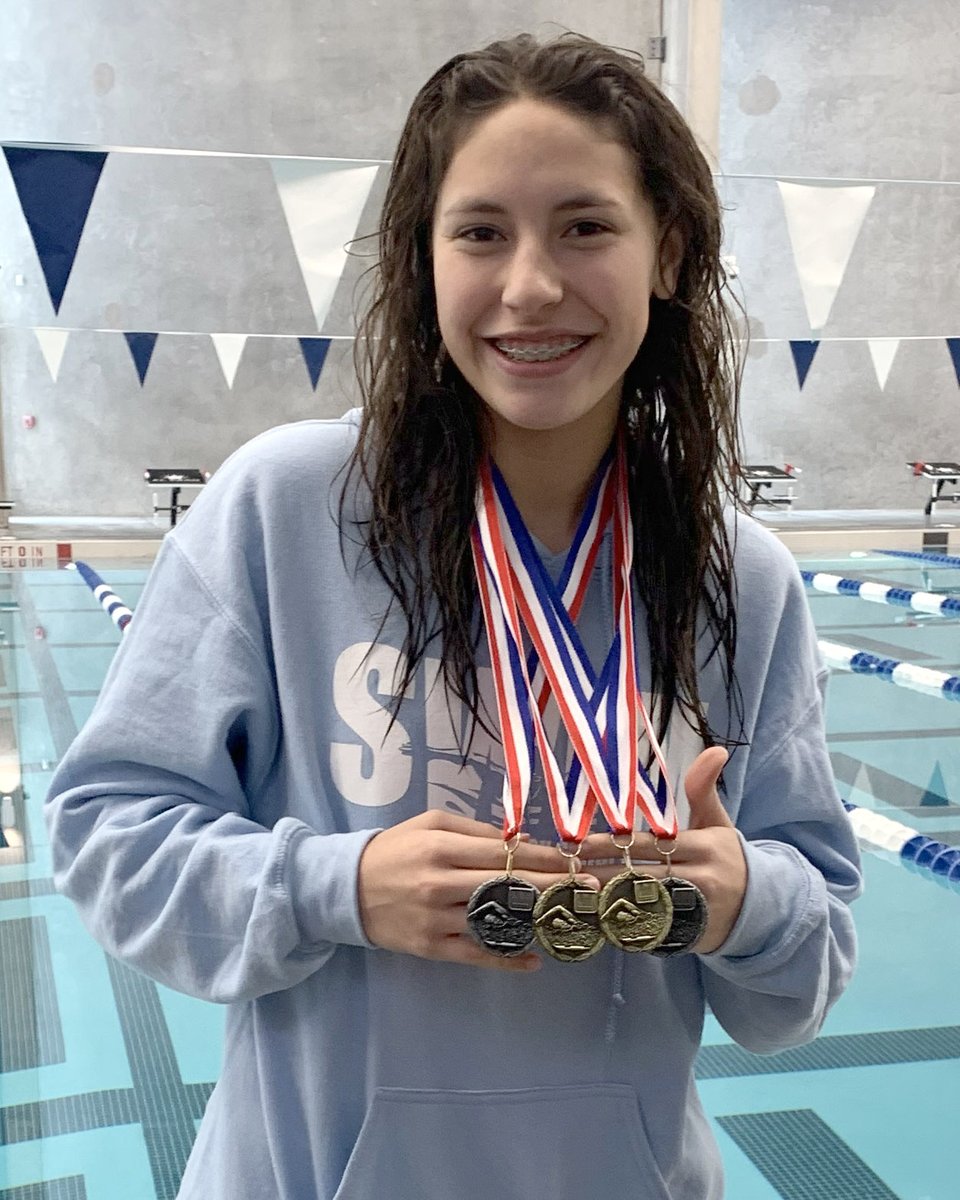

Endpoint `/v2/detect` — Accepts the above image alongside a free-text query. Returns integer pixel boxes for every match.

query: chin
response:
[484,394,616,437]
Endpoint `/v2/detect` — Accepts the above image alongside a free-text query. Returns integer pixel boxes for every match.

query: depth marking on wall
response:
[0,543,73,571]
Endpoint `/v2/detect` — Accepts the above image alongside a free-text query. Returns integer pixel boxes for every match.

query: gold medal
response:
[533,845,606,962]
[533,880,606,962]
[599,871,673,951]
[598,834,673,952]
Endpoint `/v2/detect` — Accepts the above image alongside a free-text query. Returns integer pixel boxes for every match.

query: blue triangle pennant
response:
[299,337,331,389]
[124,332,158,385]
[920,762,949,807]
[3,146,107,314]
[790,340,820,390]
[947,338,960,387]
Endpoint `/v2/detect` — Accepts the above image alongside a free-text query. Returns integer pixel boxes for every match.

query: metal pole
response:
[0,337,12,537]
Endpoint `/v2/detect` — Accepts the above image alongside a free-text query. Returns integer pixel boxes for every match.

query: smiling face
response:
[431,98,680,449]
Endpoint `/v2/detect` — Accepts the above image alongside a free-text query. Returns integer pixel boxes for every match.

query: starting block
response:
[740,464,799,510]
[145,469,208,528]
[909,461,960,518]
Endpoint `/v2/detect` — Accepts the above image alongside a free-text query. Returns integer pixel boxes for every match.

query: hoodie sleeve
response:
[45,446,378,1005]
[697,534,862,1054]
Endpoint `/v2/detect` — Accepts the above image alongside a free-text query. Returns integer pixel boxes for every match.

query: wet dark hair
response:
[343,30,745,758]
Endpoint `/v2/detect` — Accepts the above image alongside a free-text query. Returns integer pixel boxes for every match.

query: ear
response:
[653,223,684,300]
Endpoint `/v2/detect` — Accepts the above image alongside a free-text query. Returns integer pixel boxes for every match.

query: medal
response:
[468,545,541,958]
[471,436,681,964]
[648,839,709,957]
[533,848,606,962]
[466,836,539,957]
[598,833,673,952]
[649,878,708,956]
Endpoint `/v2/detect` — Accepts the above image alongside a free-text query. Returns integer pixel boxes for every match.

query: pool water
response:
[1,551,958,1199]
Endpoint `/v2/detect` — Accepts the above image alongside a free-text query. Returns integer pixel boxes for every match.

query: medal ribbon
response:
[471,449,616,841]
[472,438,678,844]
[491,444,676,838]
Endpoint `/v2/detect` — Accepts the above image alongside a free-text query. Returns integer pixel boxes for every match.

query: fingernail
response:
[522,956,541,971]
[577,874,602,890]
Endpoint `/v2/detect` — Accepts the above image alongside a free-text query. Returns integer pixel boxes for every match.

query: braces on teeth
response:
[495,339,586,362]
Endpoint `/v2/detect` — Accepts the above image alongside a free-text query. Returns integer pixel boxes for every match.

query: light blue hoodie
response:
[46,412,861,1200]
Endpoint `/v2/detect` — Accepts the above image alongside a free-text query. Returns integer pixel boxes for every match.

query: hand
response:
[578,747,747,955]
[357,810,601,972]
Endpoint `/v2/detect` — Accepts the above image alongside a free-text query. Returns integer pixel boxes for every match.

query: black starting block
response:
[145,469,207,528]
[908,461,960,518]
[740,464,799,510]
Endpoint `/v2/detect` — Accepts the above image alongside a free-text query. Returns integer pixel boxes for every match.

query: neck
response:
[490,408,619,553]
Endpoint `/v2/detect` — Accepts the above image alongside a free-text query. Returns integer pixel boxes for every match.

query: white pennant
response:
[34,328,70,381]
[269,160,379,331]
[211,333,248,388]
[778,180,875,331]
[867,338,899,390]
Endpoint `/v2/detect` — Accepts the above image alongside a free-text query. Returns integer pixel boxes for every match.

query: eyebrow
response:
[441,193,625,217]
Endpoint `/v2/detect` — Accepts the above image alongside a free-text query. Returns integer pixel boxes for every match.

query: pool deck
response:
[3,508,959,559]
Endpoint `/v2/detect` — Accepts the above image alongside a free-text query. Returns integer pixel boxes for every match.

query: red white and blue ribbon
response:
[471,439,677,845]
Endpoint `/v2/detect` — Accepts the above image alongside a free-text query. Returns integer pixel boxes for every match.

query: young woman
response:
[46,32,861,1200]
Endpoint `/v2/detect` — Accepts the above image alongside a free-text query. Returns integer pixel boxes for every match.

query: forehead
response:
[436,98,642,209]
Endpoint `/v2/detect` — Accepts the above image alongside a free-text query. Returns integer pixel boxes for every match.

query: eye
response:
[456,226,501,243]
[568,220,611,237]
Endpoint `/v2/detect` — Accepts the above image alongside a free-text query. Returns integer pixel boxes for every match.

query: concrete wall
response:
[0,1,660,517]
[4,1,956,516]
[719,0,960,509]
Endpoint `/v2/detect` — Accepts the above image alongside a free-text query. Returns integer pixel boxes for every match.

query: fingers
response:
[435,935,543,973]
[441,832,571,874]
[408,810,505,838]
[433,868,601,906]
[410,813,587,873]
[579,828,727,866]
[577,832,631,861]
[685,747,734,831]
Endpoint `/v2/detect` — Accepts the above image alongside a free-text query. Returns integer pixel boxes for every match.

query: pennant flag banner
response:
[2,146,108,314]
[269,160,379,330]
[125,331,158,384]
[34,328,71,382]
[211,333,248,388]
[777,180,875,331]
[920,762,949,808]
[790,339,820,389]
[867,339,899,390]
[948,338,960,387]
[299,336,331,389]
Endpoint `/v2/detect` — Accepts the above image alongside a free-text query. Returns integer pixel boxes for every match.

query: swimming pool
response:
[2,550,958,1199]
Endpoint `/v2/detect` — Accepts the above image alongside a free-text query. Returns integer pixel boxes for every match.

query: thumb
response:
[684,747,733,830]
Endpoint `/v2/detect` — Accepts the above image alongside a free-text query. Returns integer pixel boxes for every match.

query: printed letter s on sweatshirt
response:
[329,642,413,807]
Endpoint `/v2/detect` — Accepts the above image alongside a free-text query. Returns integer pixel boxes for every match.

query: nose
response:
[500,237,564,313]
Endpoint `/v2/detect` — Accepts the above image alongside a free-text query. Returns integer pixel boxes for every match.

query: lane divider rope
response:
[818,639,960,702]
[801,569,960,616]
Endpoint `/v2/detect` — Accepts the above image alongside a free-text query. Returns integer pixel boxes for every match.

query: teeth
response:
[494,338,587,362]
